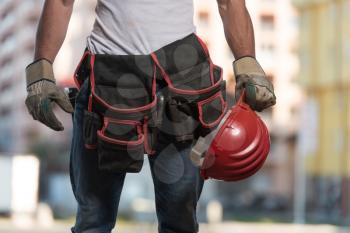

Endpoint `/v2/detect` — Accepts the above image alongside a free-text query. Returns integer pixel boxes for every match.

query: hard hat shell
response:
[199,92,271,181]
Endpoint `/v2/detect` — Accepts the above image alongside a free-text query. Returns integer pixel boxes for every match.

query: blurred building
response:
[0,0,96,215]
[194,0,302,215]
[0,0,44,153]
[293,0,350,224]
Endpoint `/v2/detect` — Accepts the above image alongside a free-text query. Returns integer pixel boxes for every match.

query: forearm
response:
[217,0,255,59]
[34,0,74,62]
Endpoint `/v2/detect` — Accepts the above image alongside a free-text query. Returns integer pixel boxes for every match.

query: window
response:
[0,30,13,44]
[198,11,210,26]
[0,57,13,68]
[0,2,15,20]
[260,43,275,56]
[0,79,13,92]
[0,106,11,117]
[27,13,38,25]
[266,74,275,83]
[260,14,275,30]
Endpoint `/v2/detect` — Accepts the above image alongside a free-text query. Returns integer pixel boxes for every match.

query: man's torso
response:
[87,0,195,55]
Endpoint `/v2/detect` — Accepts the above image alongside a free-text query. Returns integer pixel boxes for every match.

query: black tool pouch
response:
[97,117,145,172]
[74,52,158,173]
[72,33,227,171]
[151,34,227,141]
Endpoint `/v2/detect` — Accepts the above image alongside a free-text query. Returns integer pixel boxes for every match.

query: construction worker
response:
[25,0,276,233]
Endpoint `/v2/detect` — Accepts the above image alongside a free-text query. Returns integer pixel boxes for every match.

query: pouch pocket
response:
[152,34,223,98]
[197,91,227,128]
[91,54,157,115]
[97,118,145,173]
[161,99,199,141]
[160,65,226,141]
[83,110,102,149]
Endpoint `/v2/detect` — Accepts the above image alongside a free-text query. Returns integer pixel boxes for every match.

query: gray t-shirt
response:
[87,0,196,55]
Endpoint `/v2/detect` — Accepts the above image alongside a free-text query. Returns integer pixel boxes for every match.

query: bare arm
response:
[217,0,255,59]
[25,0,75,131]
[217,0,276,111]
[34,0,75,62]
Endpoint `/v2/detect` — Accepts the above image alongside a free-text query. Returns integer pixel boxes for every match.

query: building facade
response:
[0,0,96,215]
[0,0,44,153]
[293,0,350,223]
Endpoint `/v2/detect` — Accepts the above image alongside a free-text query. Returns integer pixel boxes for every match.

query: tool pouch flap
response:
[151,34,227,141]
[91,54,157,118]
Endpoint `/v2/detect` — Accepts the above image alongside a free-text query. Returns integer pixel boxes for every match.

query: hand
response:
[25,59,74,131]
[233,57,276,112]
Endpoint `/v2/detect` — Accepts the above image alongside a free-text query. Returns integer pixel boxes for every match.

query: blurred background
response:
[0,0,349,232]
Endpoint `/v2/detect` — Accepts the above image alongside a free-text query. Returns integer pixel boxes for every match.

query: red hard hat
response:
[190,92,271,182]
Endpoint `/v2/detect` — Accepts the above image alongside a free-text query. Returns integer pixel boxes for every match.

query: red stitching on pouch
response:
[194,34,209,57]
[150,37,222,96]
[195,34,216,85]
[85,144,97,150]
[97,131,144,146]
[142,117,156,155]
[97,117,144,146]
[73,51,90,88]
[197,91,227,128]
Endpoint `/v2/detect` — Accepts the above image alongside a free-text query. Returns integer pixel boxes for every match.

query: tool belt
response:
[73,33,228,173]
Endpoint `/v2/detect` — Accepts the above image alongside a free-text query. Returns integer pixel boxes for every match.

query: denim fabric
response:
[70,80,204,233]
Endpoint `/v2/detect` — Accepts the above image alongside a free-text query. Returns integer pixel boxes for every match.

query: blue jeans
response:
[70,80,204,233]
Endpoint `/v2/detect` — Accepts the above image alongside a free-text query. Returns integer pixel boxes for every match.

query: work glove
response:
[233,57,276,112]
[25,59,74,131]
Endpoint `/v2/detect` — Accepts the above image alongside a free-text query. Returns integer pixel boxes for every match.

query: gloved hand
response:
[233,57,276,112]
[25,59,74,131]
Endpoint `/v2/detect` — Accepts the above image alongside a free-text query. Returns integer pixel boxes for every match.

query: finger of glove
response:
[247,72,274,90]
[235,74,276,111]
[25,96,40,120]
[245,84,257,110]
[235,74,251,102]
[36,98,64,131]
[50,88,74,113]
[253,86,276,112]
[235,74,249,89]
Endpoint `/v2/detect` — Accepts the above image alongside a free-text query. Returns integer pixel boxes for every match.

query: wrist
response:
[26,59,55,87]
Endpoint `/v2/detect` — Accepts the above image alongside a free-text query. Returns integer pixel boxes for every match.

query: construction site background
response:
[0,0,349,231]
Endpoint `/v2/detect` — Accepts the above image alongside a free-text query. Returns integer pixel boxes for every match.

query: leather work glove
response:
[25,59,74,131]
[233,57,276,112]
